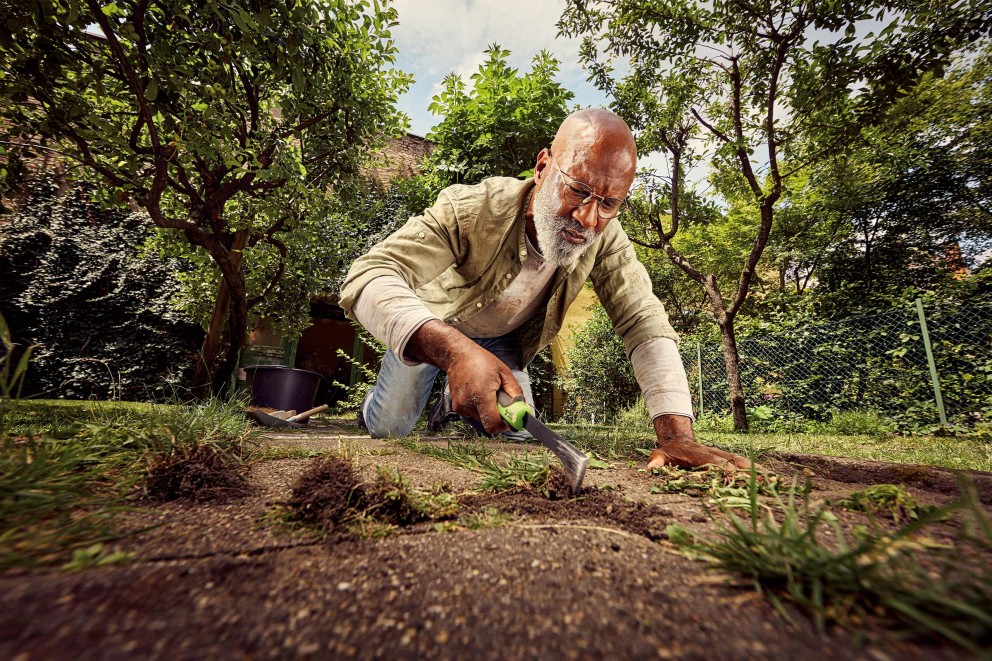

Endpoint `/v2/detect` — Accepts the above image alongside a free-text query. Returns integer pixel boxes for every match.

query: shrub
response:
[0,177,201,400]
[558,303,639,422]
[828,409,895,436]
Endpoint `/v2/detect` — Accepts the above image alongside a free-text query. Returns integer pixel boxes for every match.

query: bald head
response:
[527,109,637,266]
[550,108,637,176]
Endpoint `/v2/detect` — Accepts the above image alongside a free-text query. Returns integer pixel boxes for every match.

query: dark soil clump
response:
[144,445,252,502]
[541,466,574,498]
[461,482,671,540]
[286,456,364,529]
[286,457,456,531]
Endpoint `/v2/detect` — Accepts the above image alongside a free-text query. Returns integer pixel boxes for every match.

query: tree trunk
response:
[718,321,749,431]
[191,229,250,399]
[698,275,749,431]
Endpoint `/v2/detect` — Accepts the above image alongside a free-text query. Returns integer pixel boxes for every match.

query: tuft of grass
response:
[61,543,134,571]
[836,484,933,524]
[827,409,894,437]
[395,438,554,492]
[0,397,256,570]
[363,466,459,523]
[671,469,992,651]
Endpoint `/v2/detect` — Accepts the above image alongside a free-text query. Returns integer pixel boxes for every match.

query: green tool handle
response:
[497,390,531,431]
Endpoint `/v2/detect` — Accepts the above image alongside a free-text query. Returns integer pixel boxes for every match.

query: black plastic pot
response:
[244,365,322,419]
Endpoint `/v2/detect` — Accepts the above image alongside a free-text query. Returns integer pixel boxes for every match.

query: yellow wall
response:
[548,284,600,416]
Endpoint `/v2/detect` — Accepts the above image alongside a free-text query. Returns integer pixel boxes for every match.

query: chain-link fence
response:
[682,298,992,429]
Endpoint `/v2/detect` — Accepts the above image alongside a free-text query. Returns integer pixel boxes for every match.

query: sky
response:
[389,0,609,138]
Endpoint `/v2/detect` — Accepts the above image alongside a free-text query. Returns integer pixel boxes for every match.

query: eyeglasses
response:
[550,151,628,220]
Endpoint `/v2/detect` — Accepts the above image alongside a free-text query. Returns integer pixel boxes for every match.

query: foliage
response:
[403,45,575,212]
[559,0,992,429]
[557,303,639,423]
[828,409,895,437]
[773,46,992,310]
[0,311,33,404]
[0,0,411,394]
[0,177,202,400]
[673,473,992,651]
[693,290,992,431]
[330,325,385,412]
[0,397,255,569]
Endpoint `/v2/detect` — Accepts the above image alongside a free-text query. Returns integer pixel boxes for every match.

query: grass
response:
[836,484,934,524]
[0,398,257,570]
[283,454,459,539]
[545,409,991,472]
[393,437,554,492]
[670,469,992,652]
[699,431,992,473]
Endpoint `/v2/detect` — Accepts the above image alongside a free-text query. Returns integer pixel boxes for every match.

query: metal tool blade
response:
[496,390,589,491]
[522,415,589,491]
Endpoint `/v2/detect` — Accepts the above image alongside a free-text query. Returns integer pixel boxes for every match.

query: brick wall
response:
[373,133,432,183]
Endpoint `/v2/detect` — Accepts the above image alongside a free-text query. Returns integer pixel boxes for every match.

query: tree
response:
[401,45,575,212]
[560,0,992,429]
[0,0,410,397]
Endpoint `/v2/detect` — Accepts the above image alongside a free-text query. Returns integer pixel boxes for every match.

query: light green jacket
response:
[338,176,678,366]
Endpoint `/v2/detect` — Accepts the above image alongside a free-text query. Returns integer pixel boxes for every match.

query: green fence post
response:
[915,298,947,427]
[349,332,365,388]
[696,341,704,418]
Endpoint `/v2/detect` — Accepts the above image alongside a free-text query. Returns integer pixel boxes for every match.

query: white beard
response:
[532,182,599,268]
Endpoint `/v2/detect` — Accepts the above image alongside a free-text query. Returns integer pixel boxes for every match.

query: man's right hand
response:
[406,320,524,434]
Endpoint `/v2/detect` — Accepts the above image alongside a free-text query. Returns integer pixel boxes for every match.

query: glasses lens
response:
[563,183,591,205]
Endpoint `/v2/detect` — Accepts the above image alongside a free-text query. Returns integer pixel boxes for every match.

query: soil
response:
[2,418,989,660]
[144,445,253,503]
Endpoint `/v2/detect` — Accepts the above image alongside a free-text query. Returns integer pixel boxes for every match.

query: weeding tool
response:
[497,391,588,491]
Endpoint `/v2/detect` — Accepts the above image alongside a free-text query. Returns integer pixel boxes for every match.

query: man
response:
[339,108,750,470]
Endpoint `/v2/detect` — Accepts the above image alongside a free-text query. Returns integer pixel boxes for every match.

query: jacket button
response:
[476,302,483,307]
[623,250,632,260]
[505,273,512,279]
[417,231,426,239]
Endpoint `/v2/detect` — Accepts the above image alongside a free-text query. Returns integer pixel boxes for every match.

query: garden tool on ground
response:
[246,404,328,428]
[497,391,588,491]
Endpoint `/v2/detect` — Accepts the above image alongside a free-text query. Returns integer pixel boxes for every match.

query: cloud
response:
[393,0,584,78]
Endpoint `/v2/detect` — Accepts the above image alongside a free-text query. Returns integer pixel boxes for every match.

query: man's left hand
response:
[647,415,751,471]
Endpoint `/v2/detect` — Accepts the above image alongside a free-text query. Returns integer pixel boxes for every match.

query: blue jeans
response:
[360,334,534,440]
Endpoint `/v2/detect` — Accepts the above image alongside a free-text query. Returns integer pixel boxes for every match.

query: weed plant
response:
[395,438,554,491]
[836,484,933,524]
[672,470,992,651]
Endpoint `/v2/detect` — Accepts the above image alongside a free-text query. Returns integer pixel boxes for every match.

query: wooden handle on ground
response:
[286,404,329,422]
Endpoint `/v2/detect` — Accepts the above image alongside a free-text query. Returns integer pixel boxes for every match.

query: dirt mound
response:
[461,479,672,540]
[286,456,364,529]
[144,445,252,502]
[286,457,458,531]
[774,452,992,503]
